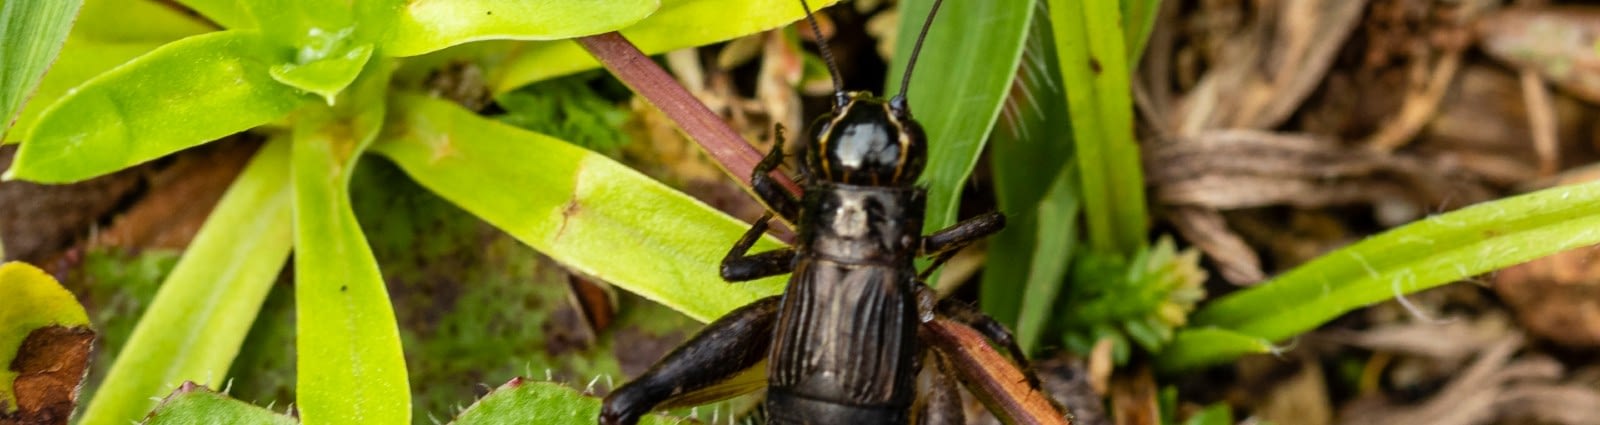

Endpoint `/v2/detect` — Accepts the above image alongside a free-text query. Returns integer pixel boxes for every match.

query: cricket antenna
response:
[890,0,945,115]
[799,0,848,108]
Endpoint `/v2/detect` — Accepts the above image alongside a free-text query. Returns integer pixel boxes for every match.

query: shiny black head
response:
[798,0,944,187]
[806,93,925,186]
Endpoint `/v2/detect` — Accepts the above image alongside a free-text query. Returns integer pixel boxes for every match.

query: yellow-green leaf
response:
[0,261,91,414]
[0,0,83,140]
[386,0,659,57]
[7,30,306,183]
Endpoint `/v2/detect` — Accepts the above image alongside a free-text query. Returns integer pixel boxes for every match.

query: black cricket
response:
[600,1,1039,423]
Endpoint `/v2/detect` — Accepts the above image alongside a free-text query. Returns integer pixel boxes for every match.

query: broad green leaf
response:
[387,0,658,57]
[0,261,91,413]
[7,30,306,183]
[77,0,214,42]
[373,93,786,322]
[1154,328,1273,373]
[452,379,680,425]
[175,0,254,30]
[4,0,211,145]
[269,43,374,103]
[1016,164,1079,353]
[1050,0,1148,257]
[142,383,297,425]
[291,63,409,425]
[0,0,83,140]
[885,0,1033,241]
[1168,181,1600,369]
[983,7,1077,328]
[79,139,293,425]
[493,0,839,93]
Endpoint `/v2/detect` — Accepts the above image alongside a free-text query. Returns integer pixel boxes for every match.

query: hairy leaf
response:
[452,379,680,425]
[142,382,297,425]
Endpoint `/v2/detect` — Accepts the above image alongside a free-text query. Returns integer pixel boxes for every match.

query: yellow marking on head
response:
[883,103,911,183]
[819,97,858,181]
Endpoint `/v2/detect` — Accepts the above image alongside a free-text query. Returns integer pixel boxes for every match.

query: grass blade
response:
[886,0,1034,239]
[1154,327,1273,373]
[1164,181,1600,369]
[79,139,293,425]
[1049,0,1148,256]
[1016,165,1079,353]
[373,93,786,323]
[0,0,83,140]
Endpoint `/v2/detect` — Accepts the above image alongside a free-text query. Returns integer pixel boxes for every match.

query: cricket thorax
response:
[800,184,925,265]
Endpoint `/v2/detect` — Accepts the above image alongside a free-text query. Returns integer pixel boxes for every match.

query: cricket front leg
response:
[721,212,797,282]
[917,211,1005,280]
[751,124,801,222]
[600,296,782,425]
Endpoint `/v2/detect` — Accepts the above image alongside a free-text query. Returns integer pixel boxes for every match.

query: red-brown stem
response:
[576,32,804,197]
[926,318,1072,425]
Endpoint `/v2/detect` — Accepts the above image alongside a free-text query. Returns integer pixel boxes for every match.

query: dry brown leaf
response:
[1,326,94,425]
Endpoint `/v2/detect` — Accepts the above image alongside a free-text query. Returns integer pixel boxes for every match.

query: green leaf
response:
[248,0,388,102]
[452,379,681,425]
[1016,164,1079,353]
[1154,327,1273,373]
[373,93,786,323]
[142,383,297,425]
[269,43,374,103]
[4,0,211,145]
[1049,0,1148,257]
[77,0,214,42]
[7,30,306,183]
[387,0,657,57]
[983,7,1077,329]
[886,0,1033,239]
[291,63,409,425]
[1181,402,1235,425]
[0,0,83,140]
[0,261,91,413]
[175,0,254,30]
[1172,181,1600,368]
[493,0,838,93]
[1122,0,1161,68]
[78,139,293,425]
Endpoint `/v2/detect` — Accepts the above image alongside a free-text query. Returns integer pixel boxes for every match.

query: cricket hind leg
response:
[912,350,965,425]
[600,296,782,425]
[936,298,1040,388]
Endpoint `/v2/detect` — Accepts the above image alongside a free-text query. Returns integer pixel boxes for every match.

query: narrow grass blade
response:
[886,0,1034,238]
[1049,0,1148,256]
[1154,327,1273,373]
[0,0,83,140]
[142,382,297,425]
[983,3,1077,329]
[7,30,306,183]
[1170,181,1600,368]
[1016,165,1079,353]
[291,64,409,425]
[0,261,92,415]
[1122,0,1162,67]
[493,0,839,92]
[451,379,681,425]
[372,93,787,323]
[80,139,293,425]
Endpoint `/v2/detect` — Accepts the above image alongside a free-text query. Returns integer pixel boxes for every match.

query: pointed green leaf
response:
[0,261,91,414]
[373,93,785,323]
[8,30,305,183]
[79,138,293,425]
[1190,181,1600,344]
[269,43,373,103]
[493,0,838,92]
[885,0,1033,239]
[387,0,658,57]
[291,64,409,425]
[1016,165,1079,352]
[0,0,83,140]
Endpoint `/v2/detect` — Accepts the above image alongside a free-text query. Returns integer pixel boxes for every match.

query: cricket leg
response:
[917,211,1005,280]
[937,298,1039,388]
[751,124,801,222]
[600,296,782,425]
[721,212,797,282]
